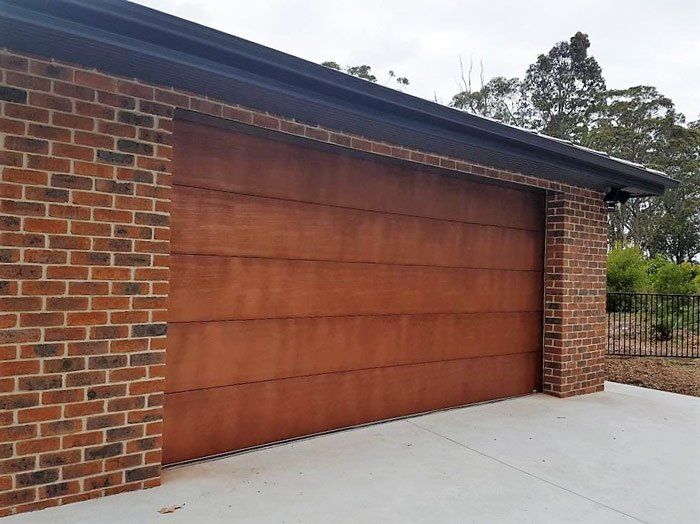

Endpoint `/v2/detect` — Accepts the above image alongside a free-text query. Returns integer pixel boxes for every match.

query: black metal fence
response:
[607,292,700,358]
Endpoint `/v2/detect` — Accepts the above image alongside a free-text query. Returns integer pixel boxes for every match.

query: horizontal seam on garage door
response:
[172,182,544,233]
[169,252,544,272]
[167,310,544,324]
[165,349,542,395]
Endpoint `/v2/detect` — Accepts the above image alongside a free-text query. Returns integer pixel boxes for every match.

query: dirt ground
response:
[606,356,700,397]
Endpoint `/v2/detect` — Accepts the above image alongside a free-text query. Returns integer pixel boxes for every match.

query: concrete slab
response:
[411,381,700,524]
[6,382,699,523]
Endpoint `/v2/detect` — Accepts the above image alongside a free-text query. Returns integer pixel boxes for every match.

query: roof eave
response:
[0,0,678,196]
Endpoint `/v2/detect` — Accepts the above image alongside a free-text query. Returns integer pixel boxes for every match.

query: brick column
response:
[1,52,171,515]
[542,187,608,397]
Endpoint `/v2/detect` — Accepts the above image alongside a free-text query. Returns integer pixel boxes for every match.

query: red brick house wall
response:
[0,48,607,516]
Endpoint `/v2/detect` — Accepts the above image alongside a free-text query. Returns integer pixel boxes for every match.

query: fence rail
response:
[607,292,700,358]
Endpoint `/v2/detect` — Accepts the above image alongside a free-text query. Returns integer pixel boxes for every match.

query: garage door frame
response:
[163,109,547,465]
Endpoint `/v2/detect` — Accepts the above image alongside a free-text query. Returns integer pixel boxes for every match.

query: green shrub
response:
[651,315,675,341]
[607,246,649,292]
[652,262,697,294]
[646,254,671,280]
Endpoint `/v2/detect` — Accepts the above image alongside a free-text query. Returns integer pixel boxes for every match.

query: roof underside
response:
[0,0,678,196]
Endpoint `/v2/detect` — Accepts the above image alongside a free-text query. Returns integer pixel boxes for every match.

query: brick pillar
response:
[542,187,608,397]
[0,52,171,516]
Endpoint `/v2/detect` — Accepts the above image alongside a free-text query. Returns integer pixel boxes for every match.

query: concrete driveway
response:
[7,382,700,524]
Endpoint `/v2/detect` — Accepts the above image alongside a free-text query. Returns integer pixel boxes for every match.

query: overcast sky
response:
[134,0,699,121]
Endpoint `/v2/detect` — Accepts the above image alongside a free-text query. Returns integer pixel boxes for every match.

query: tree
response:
[321,61,409,90]
[585,86,679,160]
[320,61,342,71]
[521,32,606,141]
[642,185,700,263]
[587,86,700,261]
[388,70,410,88]
[450,33,606,140]
[450,58,527,126]
[643,126,700,262]
[345,65,377,82]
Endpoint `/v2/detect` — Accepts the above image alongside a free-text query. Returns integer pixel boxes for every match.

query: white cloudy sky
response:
[134,0,699,121]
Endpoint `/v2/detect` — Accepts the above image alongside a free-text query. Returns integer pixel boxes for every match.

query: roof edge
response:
[0,0,679,196]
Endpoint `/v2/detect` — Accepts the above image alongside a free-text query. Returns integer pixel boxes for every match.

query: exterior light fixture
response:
[603,188,631,212]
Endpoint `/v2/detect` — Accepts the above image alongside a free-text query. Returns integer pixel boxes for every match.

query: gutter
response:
[0,0,679,196]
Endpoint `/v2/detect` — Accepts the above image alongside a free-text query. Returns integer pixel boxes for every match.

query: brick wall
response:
[0,48,607,516]
[0,51,171,516]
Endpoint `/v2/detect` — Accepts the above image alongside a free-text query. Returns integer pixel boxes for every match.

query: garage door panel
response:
[169,255,543,322]
[166,311,542,393]
[171,185,543,271]
[166,118,545,464]
[174,120,545,231]
[163,351,541,464]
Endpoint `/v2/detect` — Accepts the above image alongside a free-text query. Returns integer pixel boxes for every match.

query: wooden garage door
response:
[163,115,545,464]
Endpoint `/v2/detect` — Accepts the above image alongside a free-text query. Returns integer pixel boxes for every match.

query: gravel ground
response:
[606,356,700,397]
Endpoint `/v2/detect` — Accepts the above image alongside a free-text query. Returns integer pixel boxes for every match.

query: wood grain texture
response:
[168,255,543,322]
[165,118,545,463]
[171,185,544,270]
[166,311,542,392]
[173,119,545,231]
[163,351,541,464]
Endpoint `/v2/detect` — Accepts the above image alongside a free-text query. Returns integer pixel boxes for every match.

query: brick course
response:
[1,48,607,516]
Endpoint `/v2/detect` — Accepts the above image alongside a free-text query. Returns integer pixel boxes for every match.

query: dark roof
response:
[0,0,678,196]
